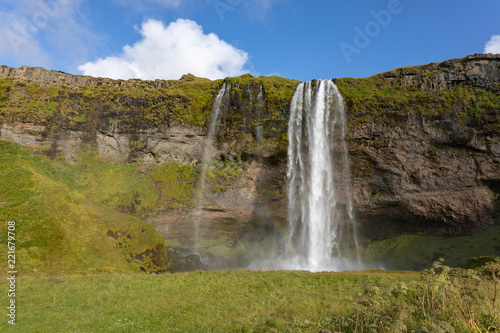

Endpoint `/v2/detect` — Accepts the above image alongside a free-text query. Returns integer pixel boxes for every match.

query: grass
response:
[0,140,168,274]
[359,223,500,271]
[0,264,498,332]
[0,270,419,332]
[336,73,500,129]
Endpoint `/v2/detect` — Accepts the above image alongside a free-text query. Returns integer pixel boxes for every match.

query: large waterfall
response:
[284,79,361,272]
[194,80,361,272]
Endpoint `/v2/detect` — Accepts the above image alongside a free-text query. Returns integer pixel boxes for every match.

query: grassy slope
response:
[59,145,197,214]
[0,140,168,274]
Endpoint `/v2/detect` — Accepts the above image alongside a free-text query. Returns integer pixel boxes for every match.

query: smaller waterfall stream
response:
[193,83,230,252]
[255,84,264,141]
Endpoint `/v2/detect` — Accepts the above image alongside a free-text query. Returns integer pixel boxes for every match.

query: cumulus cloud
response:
[484,35,500,54]
[78,18,250,80]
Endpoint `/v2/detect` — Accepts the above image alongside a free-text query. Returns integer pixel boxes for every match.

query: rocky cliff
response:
[339,54,500,236]
[1,54,499,270]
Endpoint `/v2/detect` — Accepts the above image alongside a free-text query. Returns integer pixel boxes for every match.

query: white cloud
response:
[0,0,100,69]
[484,35,500,54]
[0,5,49,66]
[78,18,250,80]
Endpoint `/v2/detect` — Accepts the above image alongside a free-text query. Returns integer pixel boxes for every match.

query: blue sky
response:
[0,0,499,82]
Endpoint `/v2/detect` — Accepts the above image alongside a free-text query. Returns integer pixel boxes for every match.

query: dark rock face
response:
[349,117,498,234]
[0,54,499,247]
[0,65,180,89]
[346,54,500,234]
[380,53,500,91]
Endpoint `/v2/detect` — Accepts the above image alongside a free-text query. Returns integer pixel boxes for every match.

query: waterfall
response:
[193,82,230,252]
[255,84,264,142]
[207,82,230,142]
[285,79,361,272]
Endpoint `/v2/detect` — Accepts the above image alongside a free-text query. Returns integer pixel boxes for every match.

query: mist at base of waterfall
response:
[248,80,364,272]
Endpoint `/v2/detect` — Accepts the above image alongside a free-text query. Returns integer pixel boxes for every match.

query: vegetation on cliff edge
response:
[336,73,500,129]
[0,74,299,133]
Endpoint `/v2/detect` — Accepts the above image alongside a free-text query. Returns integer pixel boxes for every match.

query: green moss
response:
[0,73,300,136]
[408,170,421,184]
[219,74,299,145]
[464,256,500,269]
[206,242,246,261]
[0,76,216,129]
[424,145,440,164]
[257,189,283,197]
[336,74,500,128]
[360,224,500,270]
[0,139,168,274]
[369,191,382,200]
[149,163,196,208]
[213,185,227,193]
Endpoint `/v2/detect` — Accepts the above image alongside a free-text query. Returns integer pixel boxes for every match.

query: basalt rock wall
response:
[1,54,499,242]
[341,54,500,235]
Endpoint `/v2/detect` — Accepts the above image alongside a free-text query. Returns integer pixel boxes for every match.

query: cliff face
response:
[339,54,500,235]
[0,54,499,270]
[0,65,181,89]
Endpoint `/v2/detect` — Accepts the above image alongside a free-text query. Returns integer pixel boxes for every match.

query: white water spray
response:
[283,80,361,272]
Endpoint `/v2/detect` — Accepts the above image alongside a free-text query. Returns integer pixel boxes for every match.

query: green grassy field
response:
[0,265,498,332]
[0,270,416,332]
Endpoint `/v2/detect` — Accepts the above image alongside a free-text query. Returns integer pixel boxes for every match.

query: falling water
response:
[255,84,264,142]
[246,85,253,103]
[284,79,361,272]
[193,82,230,252]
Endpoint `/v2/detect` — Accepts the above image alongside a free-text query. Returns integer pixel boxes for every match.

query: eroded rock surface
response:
[1,54,499,252]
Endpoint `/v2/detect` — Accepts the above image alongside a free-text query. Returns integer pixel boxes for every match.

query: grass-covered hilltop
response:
[0,54,499,331]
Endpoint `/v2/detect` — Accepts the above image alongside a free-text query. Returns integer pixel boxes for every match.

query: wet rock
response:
[1,54,499,238]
